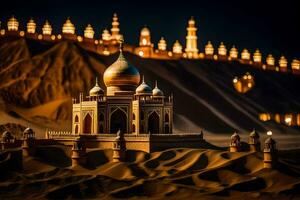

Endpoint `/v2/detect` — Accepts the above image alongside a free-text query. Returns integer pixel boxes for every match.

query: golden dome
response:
[279,56,288,68]
[205,41,214,55]
[158,37,167,51]
[241,49,250,60]
[266,54,275,65]
[141,27,150,36]
[89,77,104,96]
[27,18,36,34]
[188,16,195,25]
[152,81,164,97]
[62,18,75,34]
[84,24,94,39]
[229,46,238,59]
[7,16,19,31]
[102,29,111,41]
[173,40,182,53]
[42,20,52,35]
[103,41,140,96]
[218,42,227,56]
[136,76,152,95]
[253,49,262,63]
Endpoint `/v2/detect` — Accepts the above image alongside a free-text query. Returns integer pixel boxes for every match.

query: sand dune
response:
[1,38,300,135]
[1,147,300,199]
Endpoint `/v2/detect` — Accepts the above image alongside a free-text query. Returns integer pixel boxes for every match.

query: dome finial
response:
[142,75,145,83]
[95,76,99,86]
[155,80,158,88]
[119,38,124,52]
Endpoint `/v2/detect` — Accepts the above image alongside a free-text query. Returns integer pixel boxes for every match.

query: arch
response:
[83,113,92,134]
[141,111,144,120]
[75,115,79,122]
[110,108,127,134]
[99,113,104,121]
[99,124,104,133]
[133,113,136,120]
[75,125,79,134]
[132,124,136,132]
[165,113,169,122]
[164,125,170,134]
[148,112,160,134]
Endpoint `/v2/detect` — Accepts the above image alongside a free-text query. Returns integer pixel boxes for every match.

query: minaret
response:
[42,20,52,35]
[279,56,288,72]
[158,37,167,51]
[71,137,86,167]
[248,129,260,152]
[7,16,19,32]
[84,24,95,39]
[22,127,36,157]
[185,17,198,58]
[218,42,227,60]
[291,59,300,75]
[136,26,153,57]
[253,49,262,65]
[205,41,214,59]
[172,40,183,58]
[229,46,238,60]
[229,132,241,152]
[27,18,36,34]
[263,131,277,169]
[112,130,126,162]
[266,54,275,69]
[111,13,121,41]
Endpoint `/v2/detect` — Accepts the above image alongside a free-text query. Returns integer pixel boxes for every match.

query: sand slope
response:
[1,147,300,199]
[1,37,300,135]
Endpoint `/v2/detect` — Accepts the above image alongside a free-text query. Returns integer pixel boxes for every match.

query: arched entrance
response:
[83,113,92,134]
[148,111,159,134]
[110,109,127,134]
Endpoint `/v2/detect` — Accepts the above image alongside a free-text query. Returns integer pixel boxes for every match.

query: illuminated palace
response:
[48,41,204,152]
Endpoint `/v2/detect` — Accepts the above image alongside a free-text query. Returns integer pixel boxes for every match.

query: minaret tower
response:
[111,13,121,41]
[185,17,198,58]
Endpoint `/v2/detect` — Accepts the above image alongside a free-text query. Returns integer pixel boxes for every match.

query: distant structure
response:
[263,132,277,169]
[0,14,299,76]
[185,17,198,58]
[71,137,86,167]
[229,132,241,152]
[112,130,126,162]
[22,127,36,157]
[248,129,260,152]
[1,131,14,150]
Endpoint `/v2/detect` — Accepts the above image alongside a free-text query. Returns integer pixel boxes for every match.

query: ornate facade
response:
[72,41,173,135]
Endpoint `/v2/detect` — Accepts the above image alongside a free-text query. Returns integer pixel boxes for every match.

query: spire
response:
[155,80,158,88]
[95,77,99,86]
[142,75,145,83]
[119,39,124,52]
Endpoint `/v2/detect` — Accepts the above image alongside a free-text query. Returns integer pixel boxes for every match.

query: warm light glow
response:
[233,77,238,83]
[27,18,36,34]
[205,41,214,55]
[279,56,288,68]
[103,49,110,55]
[233,72,255,93]
[62,18,75,34]
[168,51,173,57]
[84,24,94,39]
[141,27,150,36]
[285,115,292,126]
[77,36,83,42]
[102,29,111,41]
[229,46,238,59]
[7,16,19,31]
[19,31,25,37]
[267,131,272,136]
[172,40,182,54]
[253,49,262,63]
[111,13,121,40]
[291,59,300,70]
[158,37,167,51]
[138,51,144,57]
[259,113,271,121]
[42,20,52,35]
[95,40,99,45]
[241,49,250,60]
[0,29,5,35]
[51,35,56,40]
[57,34,62,39]
[266,54,275,66]
[38,34,43,40]
[185,16,198,57]
[218,42,227,56]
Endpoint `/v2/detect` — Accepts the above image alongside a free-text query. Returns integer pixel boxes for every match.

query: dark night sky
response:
[1,0,299,60]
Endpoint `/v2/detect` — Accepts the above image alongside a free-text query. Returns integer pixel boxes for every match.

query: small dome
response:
[136,76,152,95]
[84,24,94,39]
[103,41,140,95]
[188,17,195,25]
[141,27,150,36]
[89,77,104,96]
[250,129,259,138]
[152,81,164,96]
[62,18,75,34]
[42,20,52,35]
